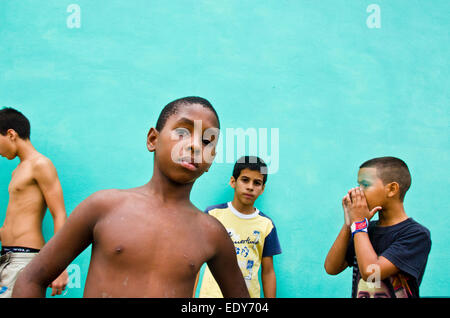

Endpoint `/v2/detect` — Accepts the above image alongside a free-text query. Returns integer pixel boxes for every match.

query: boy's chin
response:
[239,196,256,205]
[169,170,205,185]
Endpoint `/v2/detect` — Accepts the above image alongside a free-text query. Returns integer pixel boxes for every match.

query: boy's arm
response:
[12,191,107,297]
[346,187,399,281]
[33,157,67,232]
[324,224,351,275]
[324,194,352,275]
[33,157,69,296]
[353,233,399,281]
[261,256,276,298]
[206,220,249,298]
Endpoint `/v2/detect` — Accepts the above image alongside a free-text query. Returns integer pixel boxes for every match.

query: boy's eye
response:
[202,139,211,146]
[174,128,190,139]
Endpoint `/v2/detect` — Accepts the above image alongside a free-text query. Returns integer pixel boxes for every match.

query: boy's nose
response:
[186,137,202,157]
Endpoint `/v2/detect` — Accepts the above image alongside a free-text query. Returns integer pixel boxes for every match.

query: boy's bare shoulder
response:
[27,154,59,183]
[31,153,52,165]
[63,188,150,235]
[30,153,55,172]
[195,208,230,239]
[78,188,131,217]
[84,188,129,206]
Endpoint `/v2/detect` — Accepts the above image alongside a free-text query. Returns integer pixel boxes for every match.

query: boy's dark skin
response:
[12,103,249,298]
[324,167,408,281]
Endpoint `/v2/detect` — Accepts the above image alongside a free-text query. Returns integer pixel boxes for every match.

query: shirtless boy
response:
[0,107,68,297]
[12,97,249,298]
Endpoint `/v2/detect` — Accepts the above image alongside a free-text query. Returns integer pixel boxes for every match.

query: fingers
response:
[348,187,366,206]
[348,187,361,201]
[348,187,357,204]
[355,187,363,205]
[51,285,66,296]
[347,188,354,203]
[342,193,351,208]
[49,280,68,296]
[342,194,352,226]
[343,186,384,223]
[369,206,382,218]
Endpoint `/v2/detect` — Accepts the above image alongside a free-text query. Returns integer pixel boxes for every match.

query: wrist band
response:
[351,218,369,237]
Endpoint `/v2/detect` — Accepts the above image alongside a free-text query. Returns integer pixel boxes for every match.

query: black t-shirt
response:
[345,218,431,298]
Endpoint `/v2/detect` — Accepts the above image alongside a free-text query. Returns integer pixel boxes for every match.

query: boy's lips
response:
[243,193,254,199]
[178,157,199,171]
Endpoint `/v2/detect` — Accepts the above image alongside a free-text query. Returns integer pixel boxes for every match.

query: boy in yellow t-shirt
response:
[196,156,282,298]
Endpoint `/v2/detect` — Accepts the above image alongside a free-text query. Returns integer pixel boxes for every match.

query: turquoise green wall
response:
[0,1,448,297]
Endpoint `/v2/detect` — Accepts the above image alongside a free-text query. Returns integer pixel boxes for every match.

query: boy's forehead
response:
[358,167,379,180]
[167,104,219,128]
[240,168,264,180]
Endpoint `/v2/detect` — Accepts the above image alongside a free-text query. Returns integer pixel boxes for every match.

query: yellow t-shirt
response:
[199,202,281,298]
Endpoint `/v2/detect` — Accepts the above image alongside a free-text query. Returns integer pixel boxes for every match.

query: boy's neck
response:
[231,197,255,215]
[145,167,194,205]
[377,200,409,226]
[16,139,39,163]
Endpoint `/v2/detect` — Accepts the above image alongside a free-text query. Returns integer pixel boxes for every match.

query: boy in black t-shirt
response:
[324,157,431,298]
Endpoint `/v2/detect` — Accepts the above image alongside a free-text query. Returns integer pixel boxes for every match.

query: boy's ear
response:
[386,182,400,198]
[6,129,18,141]
[229,176,236,189]
[147,127,158,152]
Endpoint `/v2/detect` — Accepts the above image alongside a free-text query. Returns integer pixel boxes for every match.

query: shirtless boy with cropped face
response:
[0,107,68,297]
[13,97,249,298]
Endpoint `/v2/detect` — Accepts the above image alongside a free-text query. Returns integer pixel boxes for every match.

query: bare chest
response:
[93,208,212,274]
[8,165,38,196]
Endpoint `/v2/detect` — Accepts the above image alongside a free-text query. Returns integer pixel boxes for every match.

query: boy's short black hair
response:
[0,107,31,140]
[233,156,268,185]
[155,96,220,132]
[360,156,411,201]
